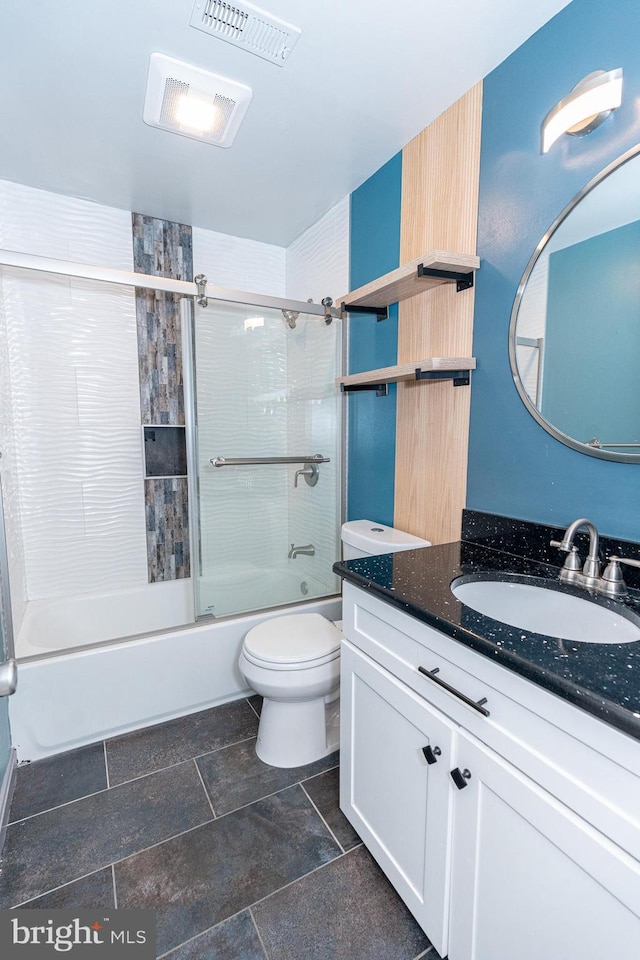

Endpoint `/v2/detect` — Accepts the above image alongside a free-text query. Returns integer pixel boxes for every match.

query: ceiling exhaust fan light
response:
[143,53,252,147]
[175,95,218,133]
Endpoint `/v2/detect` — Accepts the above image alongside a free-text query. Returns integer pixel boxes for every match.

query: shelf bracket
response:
[415,369,471,387]
[341,302,389,322]
[340,383,389,397]
[417,264,474,293]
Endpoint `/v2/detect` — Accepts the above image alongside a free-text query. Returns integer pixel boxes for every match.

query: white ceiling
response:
[0,0,572,247]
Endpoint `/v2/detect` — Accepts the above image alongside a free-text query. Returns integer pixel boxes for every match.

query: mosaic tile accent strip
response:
[132,213,193,426]
[145,478,190,581]
[133,214,193,582]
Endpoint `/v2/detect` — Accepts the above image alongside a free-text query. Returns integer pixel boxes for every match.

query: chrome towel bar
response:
[210,454,330,468]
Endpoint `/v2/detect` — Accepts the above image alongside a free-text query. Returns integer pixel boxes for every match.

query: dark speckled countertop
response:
[334,537,640,742]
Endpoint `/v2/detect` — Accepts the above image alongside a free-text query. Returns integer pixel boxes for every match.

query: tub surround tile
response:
[9,743,108,822]
[144,477,190,581]
[196,737,338,816]
[0,760,212,908]
[301,767,361,852]
[251,845,431,960]
[18,868,115,910]
[105,700,259,786]
[132,213,192,583]
[114,784,341,956]
[163,911,267,960]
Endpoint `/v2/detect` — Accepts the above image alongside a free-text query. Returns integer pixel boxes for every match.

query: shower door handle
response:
[0,659,17,697]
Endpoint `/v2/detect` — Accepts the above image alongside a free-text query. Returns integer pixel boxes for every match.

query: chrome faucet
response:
[551,517,601,586]
[551,517,640,598]
[288,543,315,559]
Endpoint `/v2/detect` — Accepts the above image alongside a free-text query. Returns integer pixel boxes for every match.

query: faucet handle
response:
[550,540,582,572]
[601,556,629,597]
[550,538,574,553]
[611,555,640,570]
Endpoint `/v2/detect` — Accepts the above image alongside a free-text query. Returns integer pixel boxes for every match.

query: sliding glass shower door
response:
[190,300,341,619]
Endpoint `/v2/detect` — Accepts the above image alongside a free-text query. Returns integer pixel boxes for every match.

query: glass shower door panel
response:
[193,302,341,619]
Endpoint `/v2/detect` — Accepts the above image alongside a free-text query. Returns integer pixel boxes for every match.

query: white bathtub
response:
[9,595,342,763]
[16,579,194,658]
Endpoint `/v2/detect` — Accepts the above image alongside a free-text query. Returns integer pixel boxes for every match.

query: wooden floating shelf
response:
[336,357,477,392]
[338,250,480,315]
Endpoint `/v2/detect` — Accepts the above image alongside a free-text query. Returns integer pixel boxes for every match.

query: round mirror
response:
[509,144,640,462]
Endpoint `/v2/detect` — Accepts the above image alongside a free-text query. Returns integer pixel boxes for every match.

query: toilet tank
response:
[341,520,431,560]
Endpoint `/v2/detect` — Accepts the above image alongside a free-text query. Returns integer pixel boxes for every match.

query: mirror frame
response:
[508,142,640,463]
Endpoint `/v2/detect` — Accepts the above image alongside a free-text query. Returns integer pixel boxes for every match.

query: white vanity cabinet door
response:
[448,728,640,960]
[340,639,456,956]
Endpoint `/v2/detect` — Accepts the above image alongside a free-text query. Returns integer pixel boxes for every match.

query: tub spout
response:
[288,543,315,559]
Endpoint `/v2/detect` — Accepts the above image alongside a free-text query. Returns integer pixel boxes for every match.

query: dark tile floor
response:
[0,696,440,960]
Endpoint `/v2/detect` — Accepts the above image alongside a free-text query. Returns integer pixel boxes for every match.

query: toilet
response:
[238,520,431,767]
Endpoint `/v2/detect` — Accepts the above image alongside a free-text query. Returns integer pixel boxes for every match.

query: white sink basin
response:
[452,579,640,644]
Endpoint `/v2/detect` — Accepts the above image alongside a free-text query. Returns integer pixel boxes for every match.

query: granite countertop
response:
[333,540,640,742]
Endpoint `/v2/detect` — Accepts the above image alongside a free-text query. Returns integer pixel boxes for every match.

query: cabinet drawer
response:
[343,582,640,861]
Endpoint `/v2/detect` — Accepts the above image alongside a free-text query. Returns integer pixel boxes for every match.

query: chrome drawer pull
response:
[418,666,490,717]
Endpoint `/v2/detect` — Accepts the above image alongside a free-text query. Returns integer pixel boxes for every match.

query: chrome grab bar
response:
[210,454,330,468]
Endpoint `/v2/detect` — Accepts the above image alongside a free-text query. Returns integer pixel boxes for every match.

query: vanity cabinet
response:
[340,641,455,952]
[340,582,640,959]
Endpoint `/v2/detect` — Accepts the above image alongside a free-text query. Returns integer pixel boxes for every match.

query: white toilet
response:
[238,520,431,767]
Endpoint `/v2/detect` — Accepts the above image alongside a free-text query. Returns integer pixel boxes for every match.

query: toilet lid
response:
[244,613,342,665]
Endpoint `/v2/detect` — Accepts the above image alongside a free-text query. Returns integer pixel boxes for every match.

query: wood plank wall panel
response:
[394,83,482,544]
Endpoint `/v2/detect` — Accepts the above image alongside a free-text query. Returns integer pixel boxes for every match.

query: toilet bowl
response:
[239,520,431,768]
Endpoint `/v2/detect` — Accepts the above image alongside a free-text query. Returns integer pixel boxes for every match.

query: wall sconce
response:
[541,68,623,154]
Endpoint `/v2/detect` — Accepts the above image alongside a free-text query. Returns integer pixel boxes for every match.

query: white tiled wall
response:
[192,228,286,295]
[286,196,350,305]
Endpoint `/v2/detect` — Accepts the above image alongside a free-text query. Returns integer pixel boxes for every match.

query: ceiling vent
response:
[143,53,252,148]
[189,0,301,66]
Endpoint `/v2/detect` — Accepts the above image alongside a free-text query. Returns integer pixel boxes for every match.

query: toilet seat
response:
[243,613,342,669]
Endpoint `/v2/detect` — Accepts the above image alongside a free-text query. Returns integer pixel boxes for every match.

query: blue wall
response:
[347,153,402,526]
[468,0,640,540]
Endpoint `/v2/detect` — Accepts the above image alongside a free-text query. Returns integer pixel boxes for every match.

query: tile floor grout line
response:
[6,747,338,828]
[103,740,110,789]
[105,734,260,791]
[11,864,117,909]
[12,735,263,825]
[153,905,258,960]
[245,843,357,915]
[299,781,346,854]
[248,905,272,960]
[414,948,435,959]
[10,812,218,909]
[192,757,217,819]
[298,759,340,785]
[199,773,339,823]
[111,863,118,909]
[246,697,262,720]
[8,782,118,826]
[6,748,218,827]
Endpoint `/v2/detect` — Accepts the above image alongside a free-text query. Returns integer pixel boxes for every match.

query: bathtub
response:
[15,567,335,658]
[9,594,342,763]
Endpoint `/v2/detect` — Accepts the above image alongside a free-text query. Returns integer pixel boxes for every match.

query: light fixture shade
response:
[541,68,623,154]
[143,53,252,148]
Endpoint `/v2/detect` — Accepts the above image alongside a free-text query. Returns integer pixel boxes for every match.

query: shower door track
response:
[0,248,342,319]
